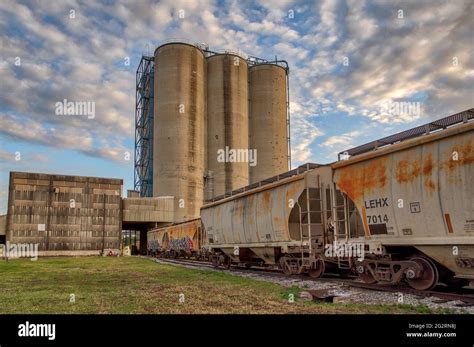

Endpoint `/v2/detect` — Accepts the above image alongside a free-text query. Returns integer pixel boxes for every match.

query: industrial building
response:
[2,172,177,255]
[5,172,123,255]
[1,40,291,256]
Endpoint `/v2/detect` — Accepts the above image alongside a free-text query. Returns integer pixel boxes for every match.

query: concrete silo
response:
[153,43,206,221]
[207,54,249,197]
[248,64,289,183]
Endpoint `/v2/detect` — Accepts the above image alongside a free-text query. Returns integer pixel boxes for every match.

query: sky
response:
[0,0,473,213]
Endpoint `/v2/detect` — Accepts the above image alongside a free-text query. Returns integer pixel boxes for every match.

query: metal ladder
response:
[298,176,325,259]
[330,183,352,269]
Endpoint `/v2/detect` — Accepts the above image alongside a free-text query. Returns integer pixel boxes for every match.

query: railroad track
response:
[345,281,474,305]
[148,256,474,305]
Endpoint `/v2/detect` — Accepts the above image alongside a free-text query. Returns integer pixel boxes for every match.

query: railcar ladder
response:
[299,177,325,259]
[330,183,351,269]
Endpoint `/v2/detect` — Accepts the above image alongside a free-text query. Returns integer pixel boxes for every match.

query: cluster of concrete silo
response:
[152,42,289,222]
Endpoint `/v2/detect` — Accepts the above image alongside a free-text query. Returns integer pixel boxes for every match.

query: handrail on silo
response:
[159,38,197,46]
[155,40,289,71]
[155,40,247,60]
[247,56,289,71]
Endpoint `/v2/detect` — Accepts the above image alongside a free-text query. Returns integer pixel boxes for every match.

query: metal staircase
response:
[134,56,155,197]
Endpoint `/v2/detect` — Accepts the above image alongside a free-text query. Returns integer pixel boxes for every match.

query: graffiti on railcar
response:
[169,237,194,252]
[148,240,161,251]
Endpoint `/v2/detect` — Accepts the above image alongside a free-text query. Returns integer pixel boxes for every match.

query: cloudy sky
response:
[0,0,473,213]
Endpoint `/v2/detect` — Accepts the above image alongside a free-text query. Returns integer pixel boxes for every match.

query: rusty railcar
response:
[147,218,207,258]
[332,117,474,290]
[201,110,474,290]
[201,164,357,275]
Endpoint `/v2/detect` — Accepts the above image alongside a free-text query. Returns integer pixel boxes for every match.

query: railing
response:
[338,108,474,160]
[205,163,320,203]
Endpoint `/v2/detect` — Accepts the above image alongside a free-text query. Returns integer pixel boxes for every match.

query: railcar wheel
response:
[357,266,377,284]
[406,257,439,291]
[212,256,218,268]
[218,255,231,269]
[279,257,292,275]
[308,259,325,278]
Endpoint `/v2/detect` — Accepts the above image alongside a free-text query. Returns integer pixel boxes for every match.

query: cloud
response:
[318,129,366,160]
[320,130,362,149]
[0,113,131,164]
[0,148,49,166]
[290,101,324,165]
[0,0,472,170]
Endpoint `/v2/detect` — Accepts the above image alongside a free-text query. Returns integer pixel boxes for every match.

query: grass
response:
[0,256,451,314]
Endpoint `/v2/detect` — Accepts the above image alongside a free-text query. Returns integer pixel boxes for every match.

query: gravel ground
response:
[154,258,474,314]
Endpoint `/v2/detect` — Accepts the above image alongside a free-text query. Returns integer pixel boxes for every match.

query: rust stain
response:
[444,213,454,234]
[440,140,473,185]
[336,156,388,202]
[422,153,434,176]
[422,153,436,192]
[286,184,300,200]
[262,191,271,205]
[425,179,436,191]
[273,215,284,227]
[336,158,387,238]
[396,158,421,183]
[361,208,369,237]
[395,152,440,192]
[444,141,474,170]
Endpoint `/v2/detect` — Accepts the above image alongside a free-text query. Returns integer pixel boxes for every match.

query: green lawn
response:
[0,256,448,314]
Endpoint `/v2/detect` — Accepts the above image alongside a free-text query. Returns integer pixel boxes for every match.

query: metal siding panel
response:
[242,193,258,242]
[256,190,273,242]
[273,184,289,241]
[334,127,473,241]
[439,132,474,235]
[201,176,306,246]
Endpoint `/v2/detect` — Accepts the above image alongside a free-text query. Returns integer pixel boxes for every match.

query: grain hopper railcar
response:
[147,218,207,259]
[201,164,359,275]
[201,110,474,290]
[333,113,474,290]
